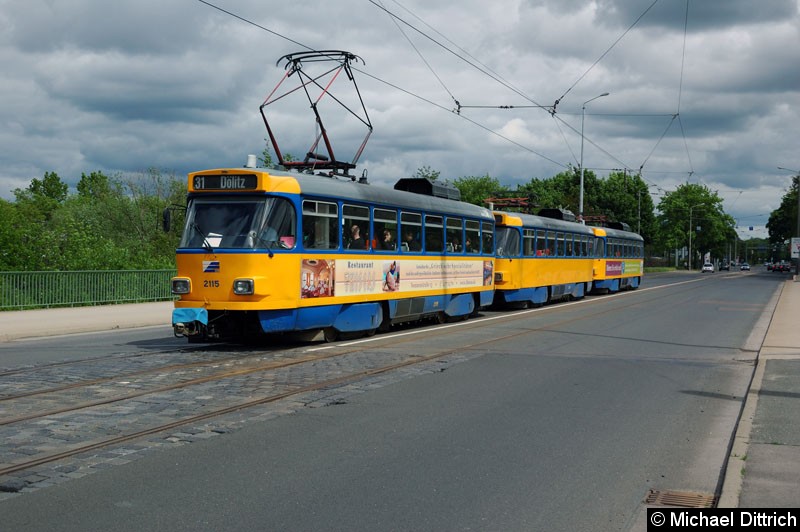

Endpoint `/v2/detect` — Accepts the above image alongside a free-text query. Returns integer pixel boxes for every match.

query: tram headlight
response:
[233,278,254,295]
[171,278,191,295]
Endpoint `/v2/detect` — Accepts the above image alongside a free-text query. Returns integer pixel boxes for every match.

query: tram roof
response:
[191,167,495,221]
[497,211,596,236]
[597,226,644,241]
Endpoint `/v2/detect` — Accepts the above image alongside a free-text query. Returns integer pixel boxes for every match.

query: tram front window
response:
[179,197,296,250]
[495,227,520,257]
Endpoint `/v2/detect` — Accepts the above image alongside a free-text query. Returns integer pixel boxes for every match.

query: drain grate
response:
[645,489,717,508]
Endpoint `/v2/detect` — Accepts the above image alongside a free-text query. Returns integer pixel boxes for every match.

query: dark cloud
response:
[595,0,798,31]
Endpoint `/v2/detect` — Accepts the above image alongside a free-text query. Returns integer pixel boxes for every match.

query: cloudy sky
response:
[2,0,799,238]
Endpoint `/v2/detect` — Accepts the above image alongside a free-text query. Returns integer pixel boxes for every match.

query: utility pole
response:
[688,204,703,270]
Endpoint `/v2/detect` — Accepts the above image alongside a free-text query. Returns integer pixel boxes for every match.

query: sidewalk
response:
[0,301,173,342]
[719,278,800,507]
[1,282,799,507]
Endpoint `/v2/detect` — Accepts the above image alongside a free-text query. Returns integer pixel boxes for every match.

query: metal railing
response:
[0,270,177,310]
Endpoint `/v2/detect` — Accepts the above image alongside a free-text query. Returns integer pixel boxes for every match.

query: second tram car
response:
[169,167,496,342]
[492,211,596,307]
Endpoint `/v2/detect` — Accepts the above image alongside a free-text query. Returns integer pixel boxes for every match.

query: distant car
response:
[719,262,730,271]
[701,262,714,273]
[740,262,750,271]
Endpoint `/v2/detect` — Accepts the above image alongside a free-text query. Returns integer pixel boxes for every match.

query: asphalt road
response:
[0,271,781,531]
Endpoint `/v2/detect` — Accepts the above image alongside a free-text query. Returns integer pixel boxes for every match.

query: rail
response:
[0,270,176,310]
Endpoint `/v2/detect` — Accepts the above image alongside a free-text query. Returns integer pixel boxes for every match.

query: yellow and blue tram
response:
[170,167,496,342]
[492,211,644,308]
[589,224,644,293]
[492,211,596,307]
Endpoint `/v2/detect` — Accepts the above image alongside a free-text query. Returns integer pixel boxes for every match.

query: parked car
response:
[719,262,730,271]
[701,262,714,273]
[740,262,750,271]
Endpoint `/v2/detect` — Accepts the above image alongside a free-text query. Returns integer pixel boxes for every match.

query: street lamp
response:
[579,92,610,223]
[688,203,704,270]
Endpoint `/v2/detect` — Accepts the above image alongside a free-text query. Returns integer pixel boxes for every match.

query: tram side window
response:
[400,212,422,252]
[481,222,494,254]
[375,208,398,251]
[523,229,535,256]
[535,230,547,256]
[564,234,574,257]
[446,218,463,252]
[465,220,480,254]
[302,200,338,250]
[344,204,370,251]
[425,215,444,253]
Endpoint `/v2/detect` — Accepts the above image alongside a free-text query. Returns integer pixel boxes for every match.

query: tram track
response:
[0,323,540,478]
[0,346,299,403]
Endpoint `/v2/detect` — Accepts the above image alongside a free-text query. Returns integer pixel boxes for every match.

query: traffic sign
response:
[791,237,800,259]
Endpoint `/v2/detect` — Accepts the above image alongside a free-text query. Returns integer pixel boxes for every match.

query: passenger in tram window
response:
[465,237,478,253]
[482,232,493,254]
[381,229,396,250]
[404,230,421,251]
[302,224,315,247]
[348,224,366,249]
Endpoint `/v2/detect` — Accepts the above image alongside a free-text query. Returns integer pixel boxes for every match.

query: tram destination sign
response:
[193,174,258,191]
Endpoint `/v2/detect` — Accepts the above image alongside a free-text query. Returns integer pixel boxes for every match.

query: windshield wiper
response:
[250,231,275,258]
[191,223,214,252]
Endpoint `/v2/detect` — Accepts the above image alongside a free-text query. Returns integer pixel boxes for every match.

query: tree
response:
[260,138,274,168]
[452,174,508,206]
[77,171,111,199]
[656,183,732,268]
[595,171,657,243]
[0,199,27,270]
[13,171,69,221]
[512,166,598,218]
[412,165,440,182]
[766,174,799,251]
[3,172,71,270]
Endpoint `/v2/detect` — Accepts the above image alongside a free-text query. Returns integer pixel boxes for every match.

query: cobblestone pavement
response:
[0,332,486,499]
